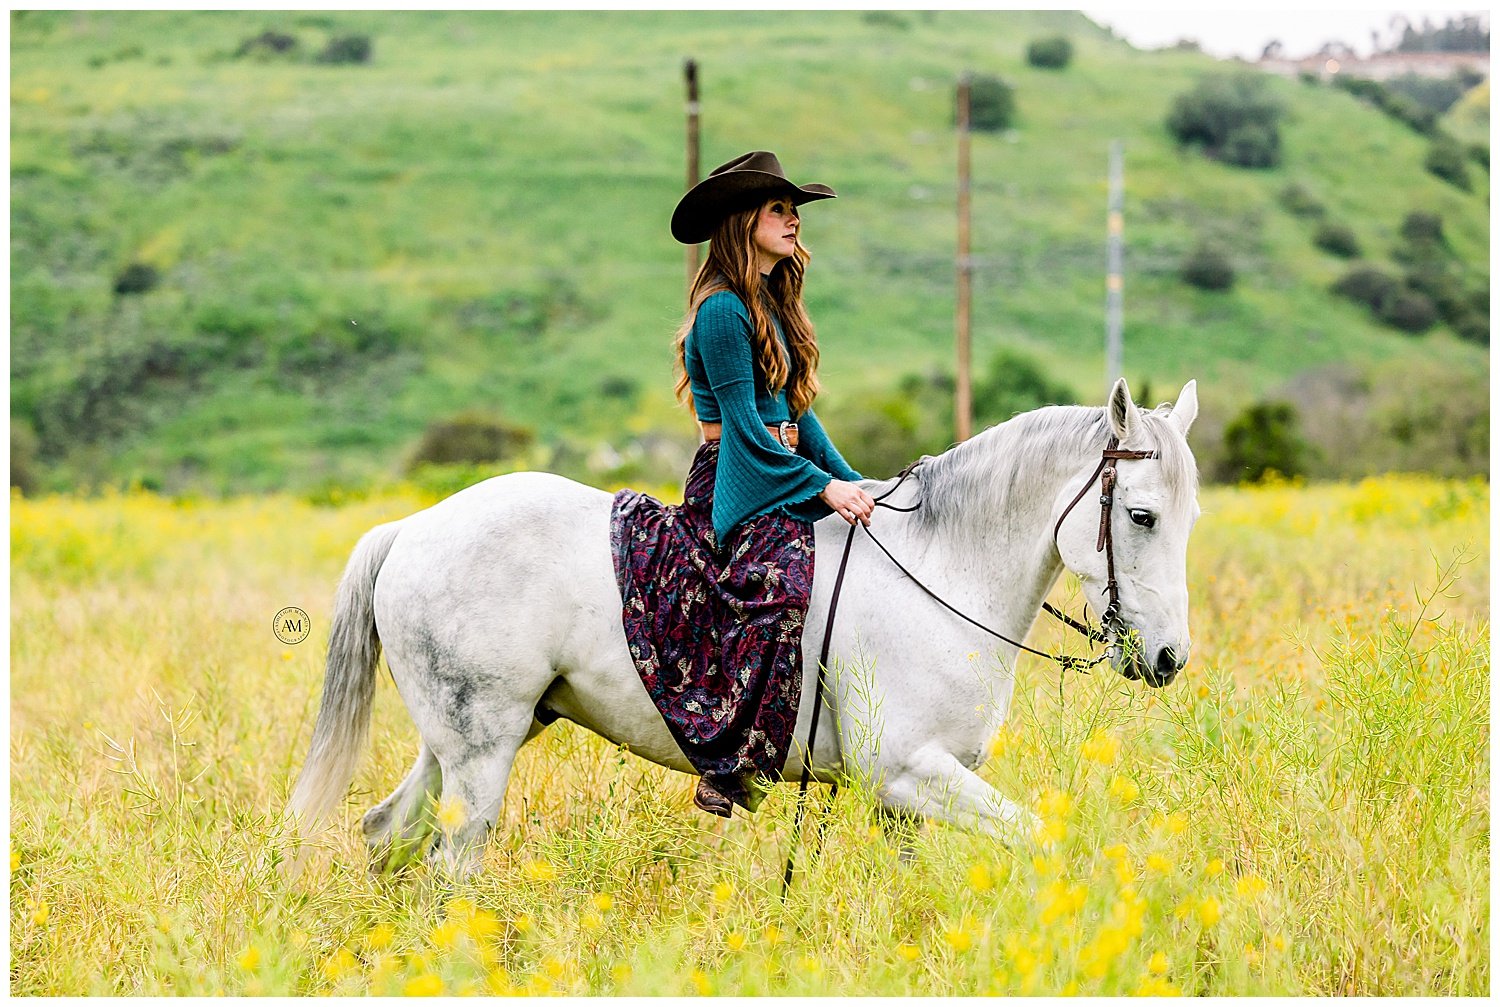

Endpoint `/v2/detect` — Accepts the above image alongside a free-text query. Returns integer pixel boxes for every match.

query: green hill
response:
[9,10,1489,493]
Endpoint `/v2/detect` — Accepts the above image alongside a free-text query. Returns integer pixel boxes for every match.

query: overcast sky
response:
[1080,8,1486,60]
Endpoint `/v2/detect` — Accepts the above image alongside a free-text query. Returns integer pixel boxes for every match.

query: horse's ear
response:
[1170,380,1199,438]
[1106,377,1141,442]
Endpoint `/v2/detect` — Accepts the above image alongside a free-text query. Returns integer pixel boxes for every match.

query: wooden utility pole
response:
[955,73,973,443]
[1105,139,1124,393]
[684,59,701,298]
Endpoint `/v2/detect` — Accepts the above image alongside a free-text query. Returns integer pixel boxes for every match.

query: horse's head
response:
[1053,378,1200,687]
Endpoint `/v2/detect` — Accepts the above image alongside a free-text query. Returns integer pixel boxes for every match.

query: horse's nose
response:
[1155,645,1188,681]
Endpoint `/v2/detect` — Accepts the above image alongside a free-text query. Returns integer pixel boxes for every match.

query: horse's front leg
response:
[878,743,1040,846]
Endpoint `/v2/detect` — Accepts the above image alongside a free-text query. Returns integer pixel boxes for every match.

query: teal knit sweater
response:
[684,289,864,544]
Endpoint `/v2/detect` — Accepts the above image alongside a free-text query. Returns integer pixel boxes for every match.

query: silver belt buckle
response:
[776,420,792,450]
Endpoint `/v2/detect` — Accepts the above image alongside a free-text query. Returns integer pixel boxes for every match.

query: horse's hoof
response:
[693,778,733,818]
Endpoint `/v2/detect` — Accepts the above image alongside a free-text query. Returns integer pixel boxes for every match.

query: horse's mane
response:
[910,404,1198,544]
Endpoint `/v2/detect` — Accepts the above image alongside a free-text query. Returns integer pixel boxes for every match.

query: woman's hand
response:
[820,479,875,527]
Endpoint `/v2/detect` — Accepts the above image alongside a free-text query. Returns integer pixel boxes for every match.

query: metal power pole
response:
[1105,139,1124,392]
[684,59,701,298]
[955,74,973,443]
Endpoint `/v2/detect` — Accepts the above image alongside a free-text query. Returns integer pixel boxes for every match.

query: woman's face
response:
[751,194,800,272]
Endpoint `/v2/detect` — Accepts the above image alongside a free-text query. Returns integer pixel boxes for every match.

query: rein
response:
[781,435,1157,895]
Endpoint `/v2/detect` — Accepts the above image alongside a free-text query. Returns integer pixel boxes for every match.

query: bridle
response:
[1049,434,1160,636]
[782,433,1159,895]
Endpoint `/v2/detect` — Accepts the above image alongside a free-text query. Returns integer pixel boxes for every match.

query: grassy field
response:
[9,473,1489,994]
[10,10,1490,493]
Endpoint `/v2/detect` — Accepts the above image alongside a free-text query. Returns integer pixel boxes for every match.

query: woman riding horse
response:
[611,150,876,818]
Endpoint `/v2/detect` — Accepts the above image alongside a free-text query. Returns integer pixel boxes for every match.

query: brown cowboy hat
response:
[671,150,836,245]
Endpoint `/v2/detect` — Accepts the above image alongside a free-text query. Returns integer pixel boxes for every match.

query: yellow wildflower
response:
[1108,774,1141,803]
[542,955,566,979]
[467,909,500,939]
[445,897,476,921]
[486,968,517,995]
[1145,853,1173,875]
[1147,951,1169,975]
[236,944,259,971]
[1039,817,1068,845]
[528,975,554,996]
[1244,943,1261,967]
[1061,979,1080,995]
[1269,933,1287,953]
[10,851,19,872]
[725,931,748,952]
[609,963,632,986]
[1206,857,1225,878]
[366,923,396,951]
[689,969,713,995]
[1081,730,1121,764]
[1197,896,1222,928]
[435,795,467,832]
[712,880,735,904]
[592,892,614,913]
[763,924,784,946]
[897,943,921,961]
[987,730,1013,758]
[581,910,604,932]
[1134,975,1181,996]
[1032,853,1064,877]
[968,861,993,892]
[514,913,535,934]
[1234,874,1268,900]
[403,973,443,996]
[798,955,823,974]
[1037,788,1074,819]
[523,859,557,882]
[322,947,357,981]
[428,920,462,950]
[945,926,973,952]
[1102,843,1129,861]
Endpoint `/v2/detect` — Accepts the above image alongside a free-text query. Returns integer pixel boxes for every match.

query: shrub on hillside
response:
[1313,221,1360,258]
[113,262,160,296]
[1180,242,1235,291]
[318,34,372,65]
[1216,400,1309,483]
[971,348,1074,428]
[1026,36,1073,69]
[1377,289,1439,333]
[406,410,534,471]
[1331,265,1399,310]
[235,30,298,59]
[1467,143,1488,171]
[11,419,39,495]
[963,75,1015,132]
[1425,137,1472,190]
[1332,74,1438,135]
[1383,72,1474,117]
[822,369,953,477]
[1165,73,1285,169]
[1399,211,1445,246]
[1453,313,1489,345]
[1278,182,1325,218]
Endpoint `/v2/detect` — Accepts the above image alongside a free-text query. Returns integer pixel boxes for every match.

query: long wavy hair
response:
[673,198,821,416]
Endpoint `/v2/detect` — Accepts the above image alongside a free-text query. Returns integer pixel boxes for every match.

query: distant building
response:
[1258,49,1489,82]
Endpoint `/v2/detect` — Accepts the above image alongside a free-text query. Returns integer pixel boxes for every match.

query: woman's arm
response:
[797,406,864,482]
[695,293,833,540]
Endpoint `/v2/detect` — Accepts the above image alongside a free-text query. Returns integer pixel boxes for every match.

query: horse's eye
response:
[1129,509,1156,529]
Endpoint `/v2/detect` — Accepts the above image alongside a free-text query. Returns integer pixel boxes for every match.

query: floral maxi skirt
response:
[609,440,814,810]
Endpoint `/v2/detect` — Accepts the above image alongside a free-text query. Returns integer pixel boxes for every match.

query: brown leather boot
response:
[693,777,733,818]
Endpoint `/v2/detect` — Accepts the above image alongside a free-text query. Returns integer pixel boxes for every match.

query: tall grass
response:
[9,475,1488,994]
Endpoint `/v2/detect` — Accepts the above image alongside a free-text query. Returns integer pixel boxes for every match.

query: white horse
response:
[288,377,1200,873]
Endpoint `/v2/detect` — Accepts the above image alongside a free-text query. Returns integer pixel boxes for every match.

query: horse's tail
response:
[286,519,405,834]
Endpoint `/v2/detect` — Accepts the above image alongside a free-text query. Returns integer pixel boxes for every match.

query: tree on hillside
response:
[1166,73,1284,169]
[1389,14,1489,54]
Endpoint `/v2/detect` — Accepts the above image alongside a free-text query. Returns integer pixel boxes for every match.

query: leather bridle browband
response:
[782,433,1160,896]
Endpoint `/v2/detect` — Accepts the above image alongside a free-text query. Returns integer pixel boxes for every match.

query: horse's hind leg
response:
[363,743,443,874]
[428,706,540,878]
